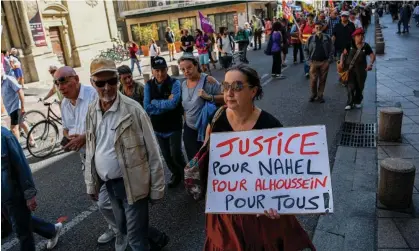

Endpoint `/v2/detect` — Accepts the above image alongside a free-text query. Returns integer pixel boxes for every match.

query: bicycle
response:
[26,100,62,158]
[20,110,46,139]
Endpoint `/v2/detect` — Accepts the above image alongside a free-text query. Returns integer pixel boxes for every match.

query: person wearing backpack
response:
[217,27,235,71]
[234,26,250,63]
[266,22,286,79]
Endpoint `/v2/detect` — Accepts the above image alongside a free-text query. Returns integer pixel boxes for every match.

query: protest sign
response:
[205,125,333,214]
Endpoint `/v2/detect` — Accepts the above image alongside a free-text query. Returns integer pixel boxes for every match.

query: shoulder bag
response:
[338,47,362,83]
[184,106,226,201]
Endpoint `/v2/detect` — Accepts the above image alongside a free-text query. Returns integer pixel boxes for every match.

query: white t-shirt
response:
[149,44,160,57]
[217,35,234,56]
[9,55,21,68]
[94,94,123,181]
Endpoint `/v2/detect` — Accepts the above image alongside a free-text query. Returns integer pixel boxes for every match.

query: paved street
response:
[1,42,349,251]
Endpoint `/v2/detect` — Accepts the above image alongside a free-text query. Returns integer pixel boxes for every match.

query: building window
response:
[139,20,169,49]
[208,12,236,34]
[178,16,197,35]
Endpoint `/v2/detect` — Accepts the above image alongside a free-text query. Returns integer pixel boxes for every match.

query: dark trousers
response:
[398,19,409,32]
[220,56,233,70]
[293,43,304,62]
[106,178,164,251]
[183,123,203,161]
[254,30,262,49]
[272,52,282,75]
[3,194,56,251]
[156,131,185,178]
[346,70,367,106]
[238,42,249,62]
[309,60,330,98]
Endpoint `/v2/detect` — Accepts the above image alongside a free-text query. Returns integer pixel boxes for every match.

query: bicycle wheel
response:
[20,110,46,139]
[27,120,59,158]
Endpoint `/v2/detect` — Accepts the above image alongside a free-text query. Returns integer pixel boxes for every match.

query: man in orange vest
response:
[299,13,315,78]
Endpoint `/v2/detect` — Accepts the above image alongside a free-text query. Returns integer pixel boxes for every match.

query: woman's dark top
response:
[205,109,316,251]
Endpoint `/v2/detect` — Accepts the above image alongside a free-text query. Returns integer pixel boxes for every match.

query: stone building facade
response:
[115,1,275,50]
[1,0,118,84]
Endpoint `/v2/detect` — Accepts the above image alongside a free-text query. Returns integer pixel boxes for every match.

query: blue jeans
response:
[3,194,56,251]
[130,58,142,75]
[304,60,310,74]
[106,178,163,251]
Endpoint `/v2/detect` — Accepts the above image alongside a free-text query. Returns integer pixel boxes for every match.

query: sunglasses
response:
[221,81,254,92]
[91,77,118,88]
[54,76,76,86]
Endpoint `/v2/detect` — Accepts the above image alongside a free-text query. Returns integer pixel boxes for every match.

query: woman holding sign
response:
[203,65,315,251]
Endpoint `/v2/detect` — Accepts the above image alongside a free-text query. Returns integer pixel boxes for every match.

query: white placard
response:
[205,125,333,214]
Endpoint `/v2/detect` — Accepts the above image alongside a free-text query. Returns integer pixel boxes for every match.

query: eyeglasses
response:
[54,76,76,86]
[221,81,254,92]
[91,77,118,88]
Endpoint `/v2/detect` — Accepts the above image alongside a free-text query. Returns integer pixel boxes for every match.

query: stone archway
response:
[41,3,75,66]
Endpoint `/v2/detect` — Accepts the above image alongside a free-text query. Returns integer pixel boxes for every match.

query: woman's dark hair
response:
[195,29,203,36]
[1,50,7,54]
[117,65,132,77]
[272,21,282,32]
[226,65,263,100]
[177,56,202,73]
[219,27,227,34]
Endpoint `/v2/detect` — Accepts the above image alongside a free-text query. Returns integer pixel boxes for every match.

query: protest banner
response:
[205,125,333,215]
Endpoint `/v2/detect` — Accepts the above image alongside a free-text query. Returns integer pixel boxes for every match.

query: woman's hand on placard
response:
[257,208,281,219]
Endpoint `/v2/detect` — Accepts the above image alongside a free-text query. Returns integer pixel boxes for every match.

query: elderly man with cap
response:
[85,58,168,251]
[304,20,334,103]
[144,56,185,188]
[55,65,126,248]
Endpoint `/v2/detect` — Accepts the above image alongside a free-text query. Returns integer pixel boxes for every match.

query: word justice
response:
[212,158,323,176]
[224,194,320,211]
[215,132,320,158]
[211,176,328,193]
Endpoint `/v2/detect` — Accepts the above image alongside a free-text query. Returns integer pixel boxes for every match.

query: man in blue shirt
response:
[1,68,35,146]
[1,126,63,250]
[144,56,185,188]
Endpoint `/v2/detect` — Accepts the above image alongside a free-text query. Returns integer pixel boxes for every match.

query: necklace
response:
[187,78,199,101]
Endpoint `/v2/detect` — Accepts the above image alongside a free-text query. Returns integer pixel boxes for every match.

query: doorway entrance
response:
[49,27,66,65]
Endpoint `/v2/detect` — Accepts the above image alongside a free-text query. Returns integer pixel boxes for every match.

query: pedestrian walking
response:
[300,13,316,78]
[349,11,363,29]
[86,58,169,251]
[290,19,304,63]
[178,56,223,161]
[1,126,63,250]
[217,27,235,71]
[195,29,211,73]
[235,26,250,63]
[342,28,375,110]
[9,48,25,89]
[414,4,419,27]
[267,22,286,79]
[117,65,144,107]
[202,65,315,251]
[144,56,185,188]
[264,18,273,42]
[181,29,195,57]
[207,32,218,70]
[1,50,15,77]
[55,65,128,249]
[1,68,36,146]
[128,42,142,76]
[304,21,334,103]
[149,39,161,66]
[165,27,176,61]
[280,18,290,67]
[397,4,411,34]
[252,15,263,50]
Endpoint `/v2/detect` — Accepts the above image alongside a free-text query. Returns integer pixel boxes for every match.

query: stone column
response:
[103,0,118,40]
[2,1,22,49]
[61,0,81,67]
[15,0,39,82]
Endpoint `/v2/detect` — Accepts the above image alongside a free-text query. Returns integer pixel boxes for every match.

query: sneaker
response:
[97,228,116,244]
[47,223,63,249]
[277,74,286,80]
[115,233,128,251]
[309,96,316,102]
[173,58,177,60]
[305,73,310,78]
[282,63,287,68]
[345,105,352,110]
[271,74,278,78]
[318,97,325,103]
[355,104,362,109]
